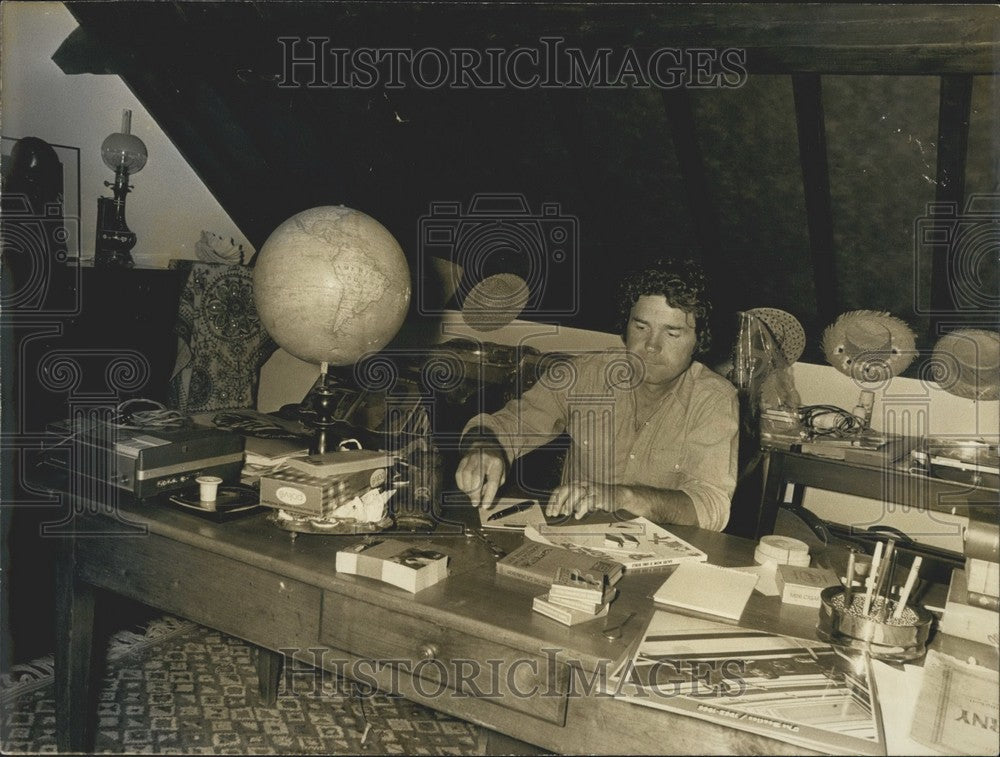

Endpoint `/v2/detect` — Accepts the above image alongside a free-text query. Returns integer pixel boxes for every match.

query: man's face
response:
[624,295,698,389]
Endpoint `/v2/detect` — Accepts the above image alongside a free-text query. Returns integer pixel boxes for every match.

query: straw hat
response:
[821,310,916,381]
[460,273,530,331]
[745,308,806,365]
[929,329,1000,401]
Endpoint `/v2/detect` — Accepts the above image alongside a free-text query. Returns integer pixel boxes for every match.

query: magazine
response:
[524,516,707,570]
[611,610,886,756]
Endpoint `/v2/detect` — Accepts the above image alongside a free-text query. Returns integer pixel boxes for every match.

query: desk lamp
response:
[95,109,147,268]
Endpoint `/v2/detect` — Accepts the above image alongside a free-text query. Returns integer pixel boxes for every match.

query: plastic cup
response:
[196,475,223,508]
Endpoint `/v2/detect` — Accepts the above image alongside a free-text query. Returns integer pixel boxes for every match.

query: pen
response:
[872,539,896,619]
[486,500,536,522]
[876,544,898,623]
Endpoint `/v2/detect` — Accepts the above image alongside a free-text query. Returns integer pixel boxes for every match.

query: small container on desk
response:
[818,586,933,662]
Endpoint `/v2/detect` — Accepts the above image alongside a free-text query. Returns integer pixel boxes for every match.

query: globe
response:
[253,206,411,366]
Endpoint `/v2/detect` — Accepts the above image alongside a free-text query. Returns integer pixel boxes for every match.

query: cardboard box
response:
[775,565,840,608]
[259,467,383,517]
[259,451,394,518]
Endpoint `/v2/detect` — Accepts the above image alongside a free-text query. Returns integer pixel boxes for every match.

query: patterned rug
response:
[0,617,485,755]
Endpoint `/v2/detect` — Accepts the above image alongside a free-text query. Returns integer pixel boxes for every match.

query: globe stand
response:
[306,363,342,455]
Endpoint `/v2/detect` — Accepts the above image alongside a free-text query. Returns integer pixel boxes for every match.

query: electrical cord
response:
[37,399,187,467]
[351,680,381,749]
[113,398,190,431]
[798,404,866,437]
[211,411,309,441]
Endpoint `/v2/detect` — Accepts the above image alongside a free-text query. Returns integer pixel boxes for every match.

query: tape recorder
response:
[44,419,244,499]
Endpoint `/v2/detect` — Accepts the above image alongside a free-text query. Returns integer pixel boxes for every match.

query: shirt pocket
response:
[647,430,687,485]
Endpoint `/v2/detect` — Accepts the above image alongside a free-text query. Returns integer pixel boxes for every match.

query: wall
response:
[0,2,253,267]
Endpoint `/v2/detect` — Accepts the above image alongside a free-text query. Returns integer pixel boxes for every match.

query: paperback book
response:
[525,516,707,570]
[612,610,886,756]
[910,649,999,756]
[549,566,611,604]
[496,541,624,588]
[336,539,449,593]
[533,593,611,626]
[543,587,617,615]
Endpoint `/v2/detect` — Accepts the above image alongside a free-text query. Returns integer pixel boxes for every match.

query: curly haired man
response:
[456,258,739,531]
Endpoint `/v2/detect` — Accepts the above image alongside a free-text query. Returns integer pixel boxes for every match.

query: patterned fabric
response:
[168,261,276,413]
[0,621,484,755]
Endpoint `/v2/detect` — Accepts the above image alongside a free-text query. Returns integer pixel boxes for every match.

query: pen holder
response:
[817,586,933,662]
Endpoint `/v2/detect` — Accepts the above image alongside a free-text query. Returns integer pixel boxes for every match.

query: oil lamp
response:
[95,109,147,268]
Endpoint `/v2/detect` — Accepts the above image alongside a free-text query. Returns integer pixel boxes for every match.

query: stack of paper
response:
[336,539,449,593]
[653,562,758,621]
[241,437,310,483]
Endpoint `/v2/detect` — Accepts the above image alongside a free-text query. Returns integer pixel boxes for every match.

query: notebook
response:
[653,562,758,620]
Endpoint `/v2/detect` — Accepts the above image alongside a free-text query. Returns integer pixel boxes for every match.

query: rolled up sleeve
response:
[462,377,568,464]
[675,390,740,531]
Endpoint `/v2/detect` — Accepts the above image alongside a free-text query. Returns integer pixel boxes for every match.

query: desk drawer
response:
[320,590,569,725]
[76,535,322,650]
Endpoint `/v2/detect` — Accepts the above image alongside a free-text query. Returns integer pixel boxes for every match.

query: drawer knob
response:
[420,643,439,661]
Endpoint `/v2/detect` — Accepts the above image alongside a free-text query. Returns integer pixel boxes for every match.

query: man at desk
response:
[456,258,740,531]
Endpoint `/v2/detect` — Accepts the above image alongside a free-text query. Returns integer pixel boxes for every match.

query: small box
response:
[259,452,392,518]
[776,565,840,608]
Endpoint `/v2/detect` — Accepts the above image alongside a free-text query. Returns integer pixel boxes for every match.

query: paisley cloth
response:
[168,261,276,413]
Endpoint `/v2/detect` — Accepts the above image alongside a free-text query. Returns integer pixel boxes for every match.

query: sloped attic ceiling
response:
[53,2,998,355]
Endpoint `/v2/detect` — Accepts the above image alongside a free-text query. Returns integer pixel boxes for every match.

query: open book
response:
[525,516,707,570]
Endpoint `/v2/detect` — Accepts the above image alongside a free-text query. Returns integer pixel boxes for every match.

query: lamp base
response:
[95,196,136,268]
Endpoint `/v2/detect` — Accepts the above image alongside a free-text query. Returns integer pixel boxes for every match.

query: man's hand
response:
[545,481,611,520]
[455,446,507,508]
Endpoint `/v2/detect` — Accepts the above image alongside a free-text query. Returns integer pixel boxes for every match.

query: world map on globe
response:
[252,206,412,366]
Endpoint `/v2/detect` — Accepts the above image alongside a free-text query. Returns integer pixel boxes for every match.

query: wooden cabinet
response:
[2,264,185,668]
[16,265,185,433]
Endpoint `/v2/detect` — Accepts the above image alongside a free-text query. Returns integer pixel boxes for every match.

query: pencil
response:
[843,551,856,609]
[871,539,895,618]
[863,542,884,616]
[892,556,923,620]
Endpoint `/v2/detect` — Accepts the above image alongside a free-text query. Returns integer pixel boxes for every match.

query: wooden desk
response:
[757,445,999,539]
[53,498,836,755]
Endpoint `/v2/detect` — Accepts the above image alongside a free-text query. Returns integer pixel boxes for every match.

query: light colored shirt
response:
[464,351,739,531]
